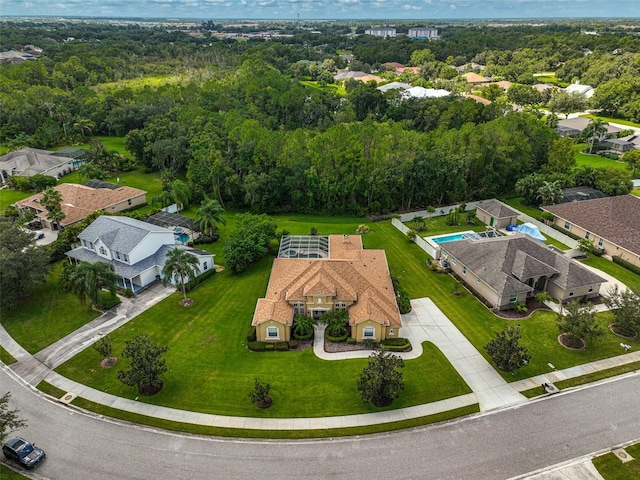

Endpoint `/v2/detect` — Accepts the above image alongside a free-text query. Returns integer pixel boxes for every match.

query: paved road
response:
[2,367,639,480]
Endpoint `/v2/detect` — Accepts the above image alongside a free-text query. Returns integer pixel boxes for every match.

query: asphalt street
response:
[2,367,639,480]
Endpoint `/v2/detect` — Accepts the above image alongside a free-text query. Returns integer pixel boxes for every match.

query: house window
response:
[335,302,346,311]
[267,326,279,339]
[88,242,95,250]
[462,266,467,275]
[585,231,590,240]
[128,199,132,205]
[476,277,481,283]
[293,302,305,315]
[115,251,121,260]
[451,257,457,265]
[598,238,604,248]
[564,221,571,230]
[317,298,322,304]
[123,254,129,263]
[588,287,594,293]
[509,293,518,302]
[569,291,574,297]
[363,326,375,339]
[99,247,107,255]
[203,262,208,270]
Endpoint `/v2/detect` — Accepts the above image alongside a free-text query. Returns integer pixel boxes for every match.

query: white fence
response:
[391,217,438,259]
[398,201,481,223]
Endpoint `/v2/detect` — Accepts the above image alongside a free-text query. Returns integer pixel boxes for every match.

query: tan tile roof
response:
[543,195,640,256]
[252,235,401,328]
[461,72,490,83]
[465,94,492,105]
[15,183,147,226]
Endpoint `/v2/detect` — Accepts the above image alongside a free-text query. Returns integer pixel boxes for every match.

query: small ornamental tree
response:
[292,314,317,339]
[118,335,169,396]
[484,326,531,374]
[93,335,116,367]
[357,350,405,407]
[557,300,603,349]
[603,285,640,337]
[0,392,27,443]
[248,378,272,408]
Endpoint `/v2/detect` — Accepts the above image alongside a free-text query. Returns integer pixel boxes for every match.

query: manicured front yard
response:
[581,255,640,290]
[56,249,471,418]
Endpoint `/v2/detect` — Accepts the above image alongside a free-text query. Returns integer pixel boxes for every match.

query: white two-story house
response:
[66,216,214,292]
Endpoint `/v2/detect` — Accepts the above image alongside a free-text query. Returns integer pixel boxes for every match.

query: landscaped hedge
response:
[247,341,290,352]
[98,291,120,310]
[184,268,216,291]
[550,224,581,241]
[292,330,313,341]
[246,326,257,343]
[613,256,640,276]
[380,338,411,351]
[326,332,350,343]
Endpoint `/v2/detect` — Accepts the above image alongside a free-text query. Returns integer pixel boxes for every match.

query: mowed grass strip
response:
[1,263,98,354]
[593,442,640,480]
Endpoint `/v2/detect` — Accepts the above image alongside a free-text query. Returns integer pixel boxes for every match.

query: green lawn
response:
[502,197,542,219]
[581,255,640,291]
[0,465,29,480]
[412,215,486,238]
[593,442,640,480]
[0,189,31,215]
[580,114,640,129]
[1,263,99,354]
[574,144,630,171]
[299,80,347,97]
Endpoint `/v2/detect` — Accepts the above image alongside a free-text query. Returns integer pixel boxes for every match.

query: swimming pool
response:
[176,233,189,243]
[432,233,470,244]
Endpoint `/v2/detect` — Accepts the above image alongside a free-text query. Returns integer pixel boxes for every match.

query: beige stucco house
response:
[542,195,640,268]
[476,199,519,229]
[16,182,147,230]
[252,235,402,342]
[441,233,605,310]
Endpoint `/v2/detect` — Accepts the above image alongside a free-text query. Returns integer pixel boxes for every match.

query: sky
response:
[1,0,639,20]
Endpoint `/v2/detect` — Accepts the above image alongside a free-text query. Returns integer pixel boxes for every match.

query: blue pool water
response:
[432,233,467,244]
[176,233,189,243]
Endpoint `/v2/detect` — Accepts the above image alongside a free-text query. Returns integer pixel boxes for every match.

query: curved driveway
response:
[3,366,639,480]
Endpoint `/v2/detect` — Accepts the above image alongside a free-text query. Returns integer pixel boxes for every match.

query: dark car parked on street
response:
[2,436,46,469]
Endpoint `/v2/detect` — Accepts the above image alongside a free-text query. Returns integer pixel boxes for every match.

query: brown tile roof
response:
[543,195,640,256]
[15,183,147,226]
[465,94,492,105]
[252,235,401,328]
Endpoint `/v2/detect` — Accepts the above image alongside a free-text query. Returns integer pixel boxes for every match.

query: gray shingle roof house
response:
[441,233,605,310]
[542,195,640,268]
[476,199,520,229]
[0,148,85,184]
[66,216,214,292]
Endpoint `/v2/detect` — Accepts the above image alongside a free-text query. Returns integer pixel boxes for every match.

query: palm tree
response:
[536,180,564,206]
[292,314,317,339]
[161,248,200,304]
[71,261,118,306]
[195,198,226,238]
[41,187,62,210]
[77,162,108,181]
[73,117,95,139]
[46,207,66,231]
[152,180,191,212]
[583,119,608,154]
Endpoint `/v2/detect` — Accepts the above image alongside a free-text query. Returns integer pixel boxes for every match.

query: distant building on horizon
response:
[408,27,438,40]
[365,27,396,38]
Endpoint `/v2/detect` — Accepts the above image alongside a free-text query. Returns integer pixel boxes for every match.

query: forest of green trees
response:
[1,21,638,215]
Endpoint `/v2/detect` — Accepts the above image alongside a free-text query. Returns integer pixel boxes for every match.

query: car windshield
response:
[16,442,34,457]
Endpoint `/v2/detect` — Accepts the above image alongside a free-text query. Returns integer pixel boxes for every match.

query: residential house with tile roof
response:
[542,195,640,267]
[66,216,214,292]
[15,183,147,230]
[252,235,402,342]
[441,234,605,310]
[476,199,519,229]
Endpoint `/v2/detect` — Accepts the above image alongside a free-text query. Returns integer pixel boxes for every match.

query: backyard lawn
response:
[574,144,630,171]
[0,189,31,215]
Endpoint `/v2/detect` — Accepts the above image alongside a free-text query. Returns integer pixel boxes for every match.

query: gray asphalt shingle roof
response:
[443,234,605,297]
[78,216,171,254]
[476,199,519,219]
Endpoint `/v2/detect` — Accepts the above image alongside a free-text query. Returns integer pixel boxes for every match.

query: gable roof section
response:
[0,148,72,177]
[543,195,640,256]
[443,234,604,297]
[16,183,146,226]
[79,215,170,254]
[477,199,519,219]
[461,72,489,83]
[252,235,400,328]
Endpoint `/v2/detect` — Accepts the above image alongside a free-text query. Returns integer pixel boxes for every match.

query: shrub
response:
[513,301,528,313]
[550,224,581,241]
[274,342,289,351]
[380,338,411,351]
[356,224,370,234]
[246,326,257,343]
[265,343,274,351]
[346,337,356,345]
[98,291,120,310]
[183,268,216,291]
[326,332,350,343]
[613,256,640,276]
[247,341,266,351]
[292,330,313,340]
